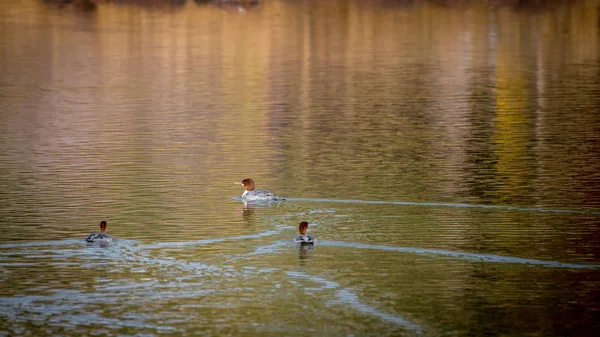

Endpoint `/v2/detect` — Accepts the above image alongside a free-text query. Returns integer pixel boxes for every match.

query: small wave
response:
[226,241,291,262]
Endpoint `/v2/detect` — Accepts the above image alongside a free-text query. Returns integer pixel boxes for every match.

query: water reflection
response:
[297,242,314,263]
[240,203,256,221]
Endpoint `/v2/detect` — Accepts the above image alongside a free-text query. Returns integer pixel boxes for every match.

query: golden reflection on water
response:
[0,0,598,232]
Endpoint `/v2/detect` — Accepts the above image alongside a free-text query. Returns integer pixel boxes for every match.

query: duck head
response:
[234,178,256,196]
[298,221,309,235]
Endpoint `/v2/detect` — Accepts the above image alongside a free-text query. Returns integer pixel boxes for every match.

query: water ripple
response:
[322,241,600,269]
[286,198,600,215]
[137,227,286,250]
[286,271,423,333]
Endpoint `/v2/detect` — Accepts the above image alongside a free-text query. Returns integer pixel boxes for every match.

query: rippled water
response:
[1,0,600,336]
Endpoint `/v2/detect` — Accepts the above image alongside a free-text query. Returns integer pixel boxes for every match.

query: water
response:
[1,0,600,336]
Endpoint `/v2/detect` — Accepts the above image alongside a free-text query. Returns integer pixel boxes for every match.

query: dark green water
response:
[1,0,600,336]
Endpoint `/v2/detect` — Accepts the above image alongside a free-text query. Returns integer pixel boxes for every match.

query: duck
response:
[85,220,112,244]
[234,178,283,202]
[294,221,315,244]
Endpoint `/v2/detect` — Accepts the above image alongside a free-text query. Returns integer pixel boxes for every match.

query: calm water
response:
[1,0,600,336]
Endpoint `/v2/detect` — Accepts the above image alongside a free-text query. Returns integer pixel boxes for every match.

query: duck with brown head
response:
[294,221,315,244]
[85,220,113,244]
[234,178,283,202]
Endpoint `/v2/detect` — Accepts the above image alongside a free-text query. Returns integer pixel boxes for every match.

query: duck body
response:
[242,189,282,202]
[294,234,315,245]
[85,232,112,244]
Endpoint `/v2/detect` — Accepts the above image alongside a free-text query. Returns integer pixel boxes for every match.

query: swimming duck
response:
[294,221,315,244]
[234,178,282,201]
[85,220,112,244]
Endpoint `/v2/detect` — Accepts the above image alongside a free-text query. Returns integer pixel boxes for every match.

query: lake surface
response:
[1,0,600,336]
